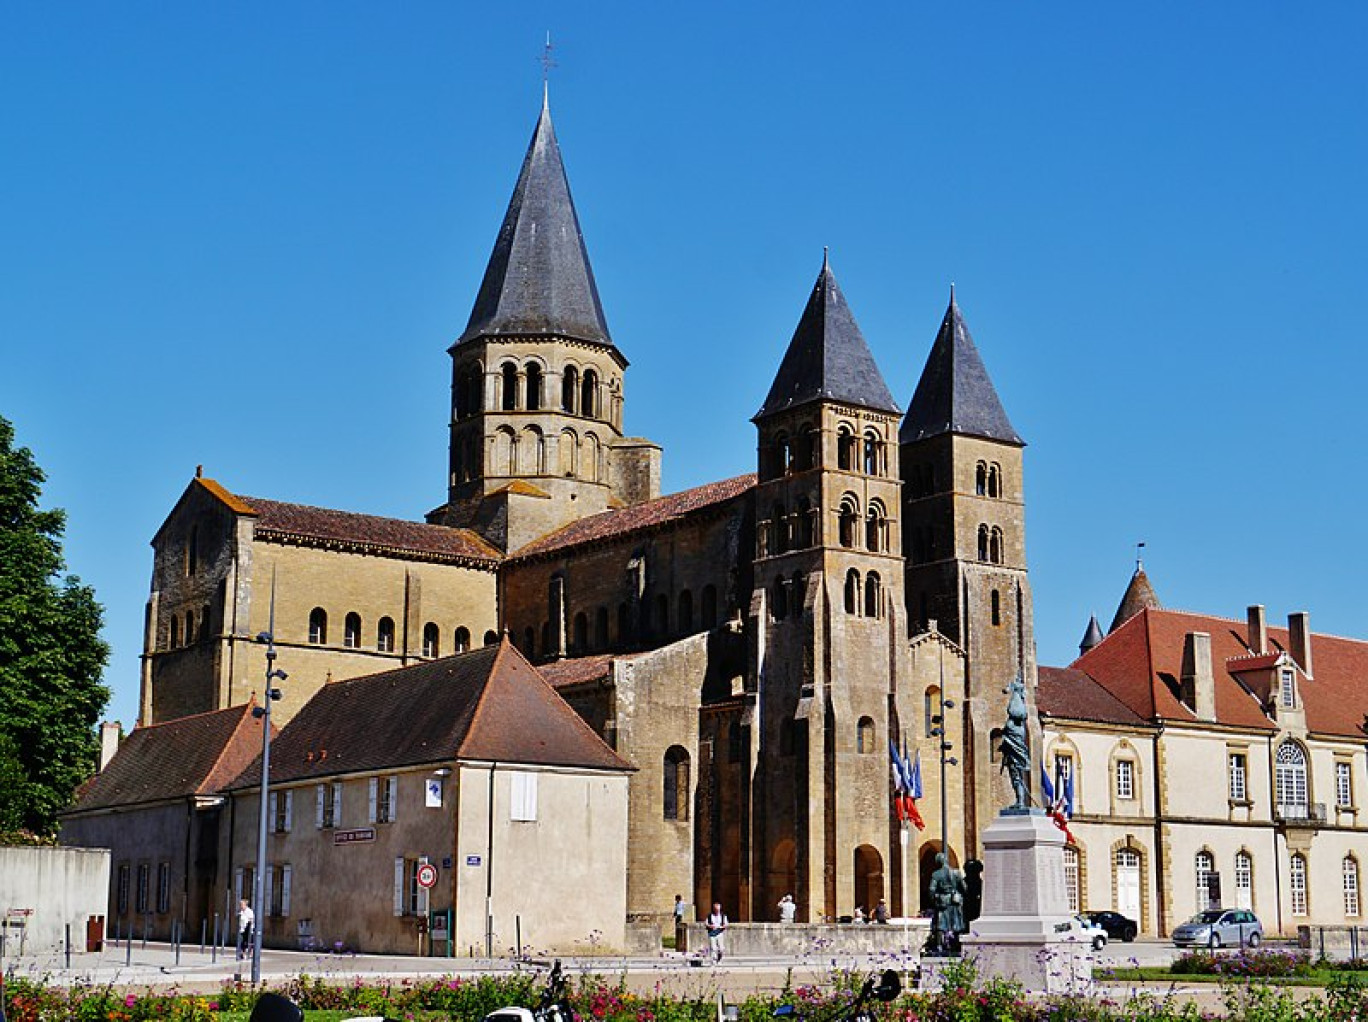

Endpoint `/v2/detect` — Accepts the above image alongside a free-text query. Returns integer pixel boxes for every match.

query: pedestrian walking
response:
[705,902,728,961]
[236,898,254,960]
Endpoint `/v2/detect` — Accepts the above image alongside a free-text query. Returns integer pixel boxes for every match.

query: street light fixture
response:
[248,571,285,986]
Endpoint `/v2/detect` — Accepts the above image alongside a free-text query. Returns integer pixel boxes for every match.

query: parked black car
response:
[1083,910,1139,942]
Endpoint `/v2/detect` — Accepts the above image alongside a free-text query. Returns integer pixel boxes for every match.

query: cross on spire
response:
[539,32,558,89]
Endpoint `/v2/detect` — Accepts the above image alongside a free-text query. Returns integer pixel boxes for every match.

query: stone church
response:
[135,95,1040,930]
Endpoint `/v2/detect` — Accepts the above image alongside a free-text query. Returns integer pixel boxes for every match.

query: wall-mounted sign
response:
[334,828,377,845]
[425,778,444,808]
[465,854,482,867]
[416,863,439,889]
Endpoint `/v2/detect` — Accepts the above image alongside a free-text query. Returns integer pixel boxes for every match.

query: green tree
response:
[0,415,110,836]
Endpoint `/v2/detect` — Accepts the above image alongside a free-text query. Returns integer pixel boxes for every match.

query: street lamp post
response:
[249,574,286,985]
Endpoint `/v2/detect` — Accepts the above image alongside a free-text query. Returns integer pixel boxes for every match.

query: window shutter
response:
[269,791,278,829]
[369,778,378,824]
[264,867,274,917]
[387,777,397,822]
[234,866,243,903]
[284,790,293,832]
[316,785,325,829]
[281,865,292,918]
[333,782,342,824]
[393,858,405,916]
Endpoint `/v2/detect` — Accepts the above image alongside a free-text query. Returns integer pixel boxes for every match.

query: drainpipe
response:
[1150,719,1166,936]
[1268,732,1283,937]
[485,761,497,957]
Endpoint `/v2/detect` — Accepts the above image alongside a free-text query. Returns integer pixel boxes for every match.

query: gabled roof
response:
[1109,566,1160,633]
[755,257,899,420]
[233,640,631,786]
[66,705,267,813]
[508,473,755,560]
[1071,606,1368,737]
[899,293,1023,446]
[455,97,615,351]
[1037,667,1151,727]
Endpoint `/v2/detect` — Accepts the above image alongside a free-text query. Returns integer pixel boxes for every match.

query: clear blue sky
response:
[4,3,1366,729]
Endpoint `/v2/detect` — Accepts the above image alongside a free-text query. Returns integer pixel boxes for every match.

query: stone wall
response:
[0,846,110,955]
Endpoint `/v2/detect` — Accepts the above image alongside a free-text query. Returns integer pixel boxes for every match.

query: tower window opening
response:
[975,462,987,496]
[866,500,887,553]
[988,463,1002,498]
[837,425,856,471]
[795,496,813,547]
[977,524,990,562]
[864,572,882,618]
[343,612,361,649]
[991,589,1001,626]
[863,431,883,476]
[844,569,861,615]
[422,622,440,658]
[562,366,579,413]
[839,495,861,548]
[990,527,1004,564]
[308,608,327,645]
[581,369,599,418]
[377,617,395,653]
[525,362,543,410]
[501,363,518,411]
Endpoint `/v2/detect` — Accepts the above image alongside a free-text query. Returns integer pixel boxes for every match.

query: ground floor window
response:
[1290,854,1308,917]
[1345,857,1360,917]
[1064,846,1080,913]
[1234,851,1253,910]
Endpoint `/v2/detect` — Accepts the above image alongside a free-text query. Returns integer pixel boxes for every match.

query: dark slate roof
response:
[1037,667,1151,727]
[455,97,614,350]
[899,293,1024,445]
[755,257,899,420]
[1109,567,1161,633]
[1079,614,1105,655]
[232,640,631,786]
[66,705,267,813]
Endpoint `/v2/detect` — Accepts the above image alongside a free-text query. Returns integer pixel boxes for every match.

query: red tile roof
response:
[509,474,756,560]
[1071,607,1368,737]
[66,705,267,812]
[1037,667,1151,727]
[233,639,631,786]
[536,651,653,689]
[1226,653,1283,672]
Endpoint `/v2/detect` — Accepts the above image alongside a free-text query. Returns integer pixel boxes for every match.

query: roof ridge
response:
[453,641,507,761]
[129,702,250,733]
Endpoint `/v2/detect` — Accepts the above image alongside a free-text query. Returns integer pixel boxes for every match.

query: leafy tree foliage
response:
[0,415,110,835]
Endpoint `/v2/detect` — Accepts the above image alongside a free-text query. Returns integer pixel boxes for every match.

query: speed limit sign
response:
[416,862,438,889]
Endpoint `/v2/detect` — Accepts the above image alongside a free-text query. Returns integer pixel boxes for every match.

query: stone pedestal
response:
[959,811,1092,993]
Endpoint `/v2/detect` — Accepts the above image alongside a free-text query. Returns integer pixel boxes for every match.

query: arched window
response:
[559,428,577,477]
[501,363,518,411]
[771,502,788,554]
[169,615,180,648]
[701,586,718,629]
[1345,856,1361,917]
[977,524,990,561]
[483,630,499,646]
[422,622,440,658]
[184,610,195,644]
[308,608,327,645]
[791,425,813,471]
[795,496,813,547]
[1276,741,1309,813]
[991,589,1001,626]
[839,495,860,548]
[678,590,694,633]
[990,527,1004,564]
[453,627,470,654]
[581,369,598,418]
[1195,851,1214,911]
[924,686,940,738]
[975,462,987,496]
[772,578,787,620]
[343,612,361,649]
[844,569,861,615]
[863,431,882,475]
[856,717,876,754]
[866,500,887,553]
[664,746,690,821]
[525,362,543,411]
[561,366,579,413]
[773,432,792,475]
[837,425,856,471]
[1290,854,1308,916]
[1235,851,1253,910]
[864,572,882,618]
[594,607,609,649]
[521,425,545,474]
[988,463,1002,498]
[1064,846,1081,913]
[377,617,395,653]
[583,432,601,483]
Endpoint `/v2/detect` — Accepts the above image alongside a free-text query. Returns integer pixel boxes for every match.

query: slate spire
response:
[755,255,899,420]
[1079,614,1105,655]
[457,97,614,349]
[900,291,1023,445]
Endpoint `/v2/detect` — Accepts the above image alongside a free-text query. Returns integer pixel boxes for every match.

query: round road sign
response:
[416,863,438,889]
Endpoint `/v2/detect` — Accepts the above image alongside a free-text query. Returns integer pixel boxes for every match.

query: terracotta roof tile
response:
[1226,652,1283,672]
[1072,607,1368,737]
[1037,667,1151,727]
[510,474,756,559]
[66,705,267,812]
[536,651,652,689]
[233,640,631,786]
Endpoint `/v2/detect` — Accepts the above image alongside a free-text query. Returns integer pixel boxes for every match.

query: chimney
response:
[1288,611,1313,678]
[1247,605,1267,655]
[99,722,121,771]
[1180,632,1216,721]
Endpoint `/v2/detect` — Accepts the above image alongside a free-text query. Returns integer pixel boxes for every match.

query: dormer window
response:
[1280,668,1296,708]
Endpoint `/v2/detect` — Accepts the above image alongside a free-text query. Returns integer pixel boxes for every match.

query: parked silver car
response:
[1171,908,1263,948]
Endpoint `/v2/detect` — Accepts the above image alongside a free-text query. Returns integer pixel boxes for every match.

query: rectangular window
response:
[135,864,150,914]
[269,864,291,918]
[1290,856,1308,916]
[510,771,538,822]
[1280,669,1296,708]
[271,789,293,833]
[1063,846,1080,914]
[1336,762,1354,809]
[1229,753,1248,802]
[317,782,341,829]
[1116,760,1135,800]
[1346,859,1361,917]
[156,862,171,914]
[116,864,131,914]
[380,777,396,823]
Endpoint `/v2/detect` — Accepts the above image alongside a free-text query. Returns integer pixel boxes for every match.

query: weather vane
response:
[540,31,558,86]
[1136,540,1146,570]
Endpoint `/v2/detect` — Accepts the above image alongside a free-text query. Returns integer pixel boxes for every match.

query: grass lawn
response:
[1105,967,1368,987]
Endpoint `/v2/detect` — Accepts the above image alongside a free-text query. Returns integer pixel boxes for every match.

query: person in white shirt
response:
[705,903,728,961]
[778,894,796,924]
[237,898,255,960]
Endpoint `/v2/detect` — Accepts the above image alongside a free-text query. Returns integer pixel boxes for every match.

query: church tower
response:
[436,95,659,550]
[899,291,1036,844]
[747,256,906,922]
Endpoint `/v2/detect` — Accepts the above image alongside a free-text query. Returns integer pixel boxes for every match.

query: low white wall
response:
[0,846,111,955]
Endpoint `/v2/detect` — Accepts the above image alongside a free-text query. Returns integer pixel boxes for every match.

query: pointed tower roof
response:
[899,291,1023,445]
[456,98,615,351]
[1079,614,1105,655]
[754,255,899,420]
[1109,566,1161,633]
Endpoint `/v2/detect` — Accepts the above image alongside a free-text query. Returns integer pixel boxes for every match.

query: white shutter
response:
[387,777,397,822]
[369,778,378,824]
[269,791,278,830]
[281,865,292,918]
[264,866,275,917]
[333,782,342,825]
[316,785,325,829]
[511,771,538,821]
[234,866,243,903]
[284,790,294,832]
[393,858,405,916]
